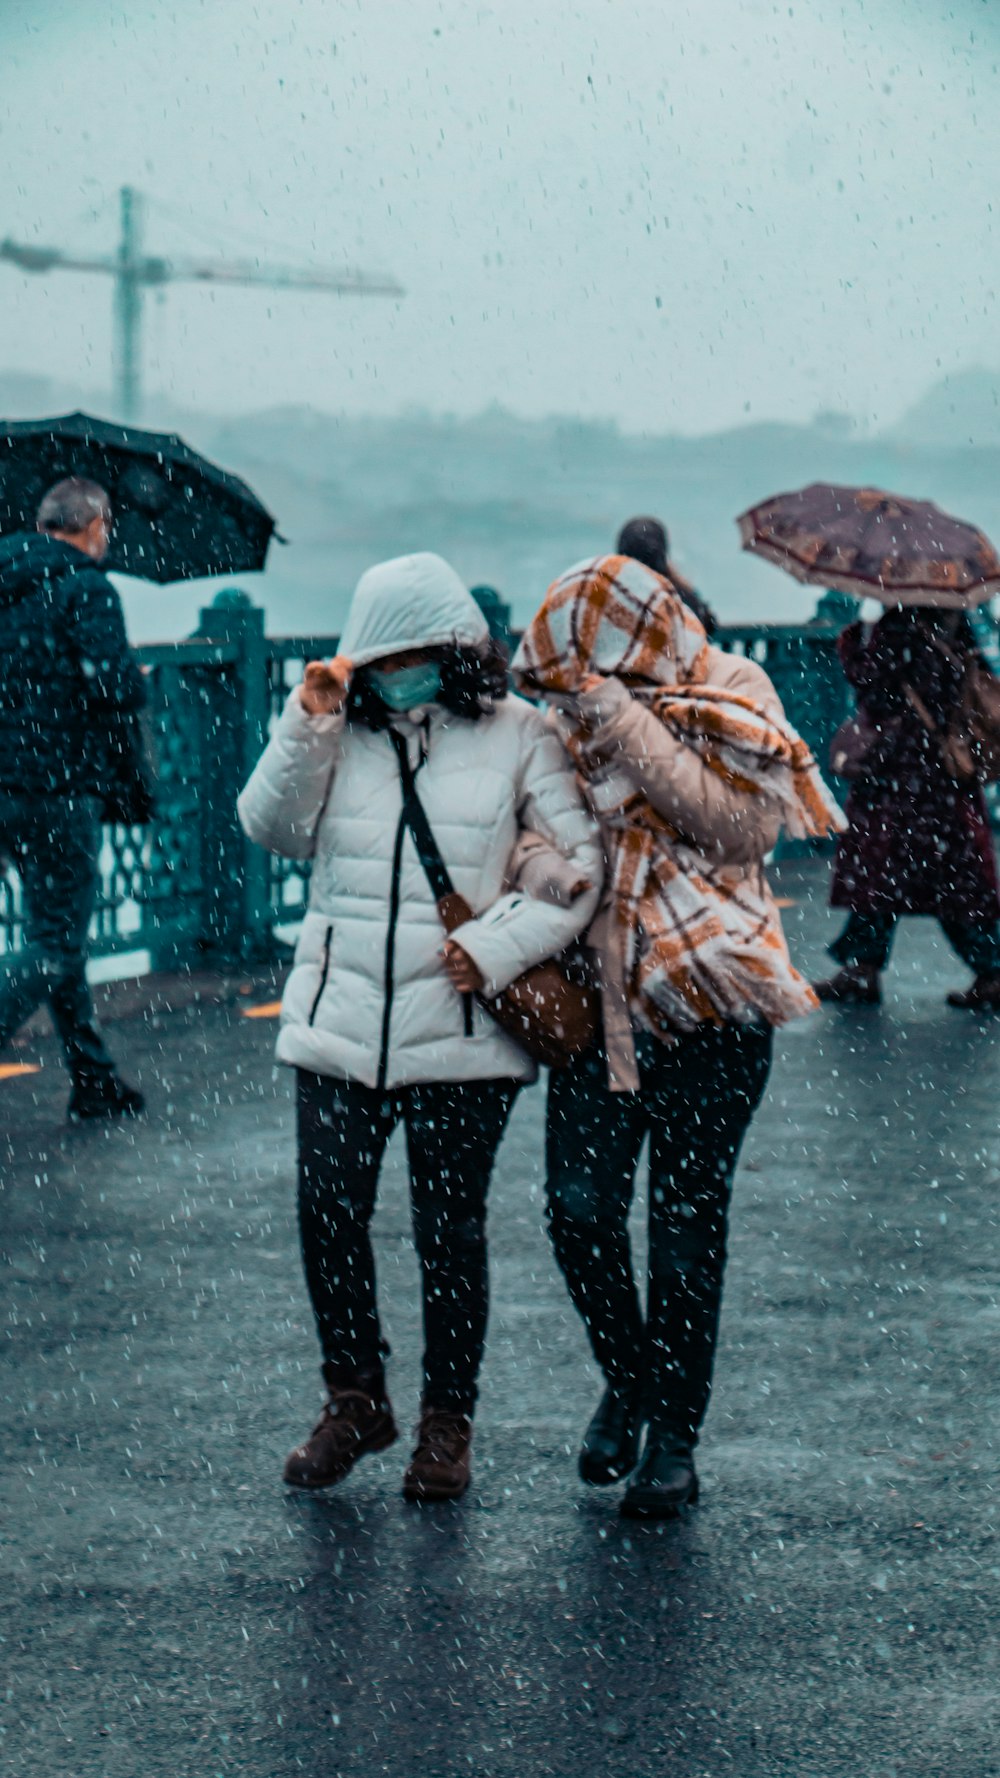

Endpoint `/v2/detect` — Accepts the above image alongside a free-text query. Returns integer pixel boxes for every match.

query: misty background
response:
[2,0,999,638]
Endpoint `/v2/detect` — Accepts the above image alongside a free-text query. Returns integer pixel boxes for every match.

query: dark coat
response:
[830,610,1000,923]
[0,532,146,799]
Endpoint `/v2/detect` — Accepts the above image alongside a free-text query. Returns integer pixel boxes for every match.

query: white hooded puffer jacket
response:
[238,554,603,1089]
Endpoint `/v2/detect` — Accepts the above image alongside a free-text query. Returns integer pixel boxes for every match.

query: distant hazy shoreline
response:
[4,370,1000,643]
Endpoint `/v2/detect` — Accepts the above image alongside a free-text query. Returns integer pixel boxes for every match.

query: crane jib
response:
[0,186,404,423]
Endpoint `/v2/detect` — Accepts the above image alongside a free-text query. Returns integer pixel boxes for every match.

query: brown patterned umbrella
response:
[737,483,1000,609]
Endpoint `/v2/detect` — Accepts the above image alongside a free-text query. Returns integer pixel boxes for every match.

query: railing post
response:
[809,588,861,630]
[470,584,514,657]
[192,589,274,964]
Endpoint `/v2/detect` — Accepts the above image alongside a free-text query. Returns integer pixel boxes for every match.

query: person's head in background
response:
[616,514,718,637]
[616,515,669,579]
[37,477,113,562]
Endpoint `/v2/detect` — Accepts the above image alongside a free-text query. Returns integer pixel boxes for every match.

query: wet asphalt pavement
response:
[2,859,999,1778]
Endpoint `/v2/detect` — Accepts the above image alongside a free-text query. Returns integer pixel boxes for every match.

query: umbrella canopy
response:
[737,483,1000,610]
[0,411,277,583]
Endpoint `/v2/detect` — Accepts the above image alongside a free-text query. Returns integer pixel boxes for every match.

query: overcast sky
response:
[1,0,997,433]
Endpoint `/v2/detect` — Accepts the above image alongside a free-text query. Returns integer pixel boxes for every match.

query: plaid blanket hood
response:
[512,555,846,1037]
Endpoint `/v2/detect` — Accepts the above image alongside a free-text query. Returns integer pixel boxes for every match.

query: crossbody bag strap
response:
[386,727,475,1035]
[902,680,975,783]
[919,629,987,709]
[386,726,456,902]
[902,681,941,739]
[927,631,977,675]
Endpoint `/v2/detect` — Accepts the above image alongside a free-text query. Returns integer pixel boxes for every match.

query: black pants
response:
[296,1070,518,1414]
[545,1022,773,1445]
[830,910,1000,974]
[0,794,116,1080]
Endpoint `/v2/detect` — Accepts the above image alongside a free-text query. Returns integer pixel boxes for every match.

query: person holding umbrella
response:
[816,606,1000,1007]
[0,477,146,1117]
[738,485,1000,1009]
[0,408,278,1112]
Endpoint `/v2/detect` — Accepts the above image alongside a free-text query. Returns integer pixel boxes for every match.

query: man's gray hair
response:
[37,476,112,535]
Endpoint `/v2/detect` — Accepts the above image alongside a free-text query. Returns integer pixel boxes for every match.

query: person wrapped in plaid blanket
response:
[512,553,843,1519]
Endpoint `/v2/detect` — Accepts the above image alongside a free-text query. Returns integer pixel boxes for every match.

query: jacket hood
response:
[339,552,490,668]
[0,531,86,611]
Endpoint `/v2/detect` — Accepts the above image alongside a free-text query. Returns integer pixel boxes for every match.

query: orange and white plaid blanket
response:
[513,555,846,1035]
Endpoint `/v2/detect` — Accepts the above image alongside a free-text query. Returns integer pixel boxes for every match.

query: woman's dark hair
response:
[897,607,978,659]
[916,608,976,645]
[348,638,509,729]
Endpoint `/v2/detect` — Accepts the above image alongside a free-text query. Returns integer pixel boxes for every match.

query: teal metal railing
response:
[3,586,979,969]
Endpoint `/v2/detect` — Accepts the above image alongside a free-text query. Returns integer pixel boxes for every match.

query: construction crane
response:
[0,186,405,422]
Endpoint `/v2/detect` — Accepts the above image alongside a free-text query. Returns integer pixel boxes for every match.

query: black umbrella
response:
[0,411,278,582]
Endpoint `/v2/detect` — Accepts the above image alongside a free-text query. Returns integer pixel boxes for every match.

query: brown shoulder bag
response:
[828,709,888,781]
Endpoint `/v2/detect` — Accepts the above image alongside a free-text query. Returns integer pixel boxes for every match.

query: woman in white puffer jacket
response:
[238,553,602,1502]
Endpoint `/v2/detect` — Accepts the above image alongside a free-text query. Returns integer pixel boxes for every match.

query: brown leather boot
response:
[283,1367,398,1490]
[813,965,881,1006]
[947,975,1000,1011]
[402,1406,473,1502]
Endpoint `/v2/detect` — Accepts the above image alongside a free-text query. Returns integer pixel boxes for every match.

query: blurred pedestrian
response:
[514,554,841,1519]
[0,478,146,1118]
[239,553,601,1502]
[815,607,1000,1008]
[616,514,718,635]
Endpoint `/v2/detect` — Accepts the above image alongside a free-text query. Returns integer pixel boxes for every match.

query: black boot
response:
[578,1384,644,1486]
[620,1430,698,1519]
[947,975,1000,1011]
[812,965,881,1006]
[67,1071,145,1121]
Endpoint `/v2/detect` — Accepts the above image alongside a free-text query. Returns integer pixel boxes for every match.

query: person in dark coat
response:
[0,477,147,1116]
[615,515,718,636]
[815,606,1000,1009]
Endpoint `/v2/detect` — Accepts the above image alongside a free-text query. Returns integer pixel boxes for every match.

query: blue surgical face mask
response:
[369,662,442,711]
